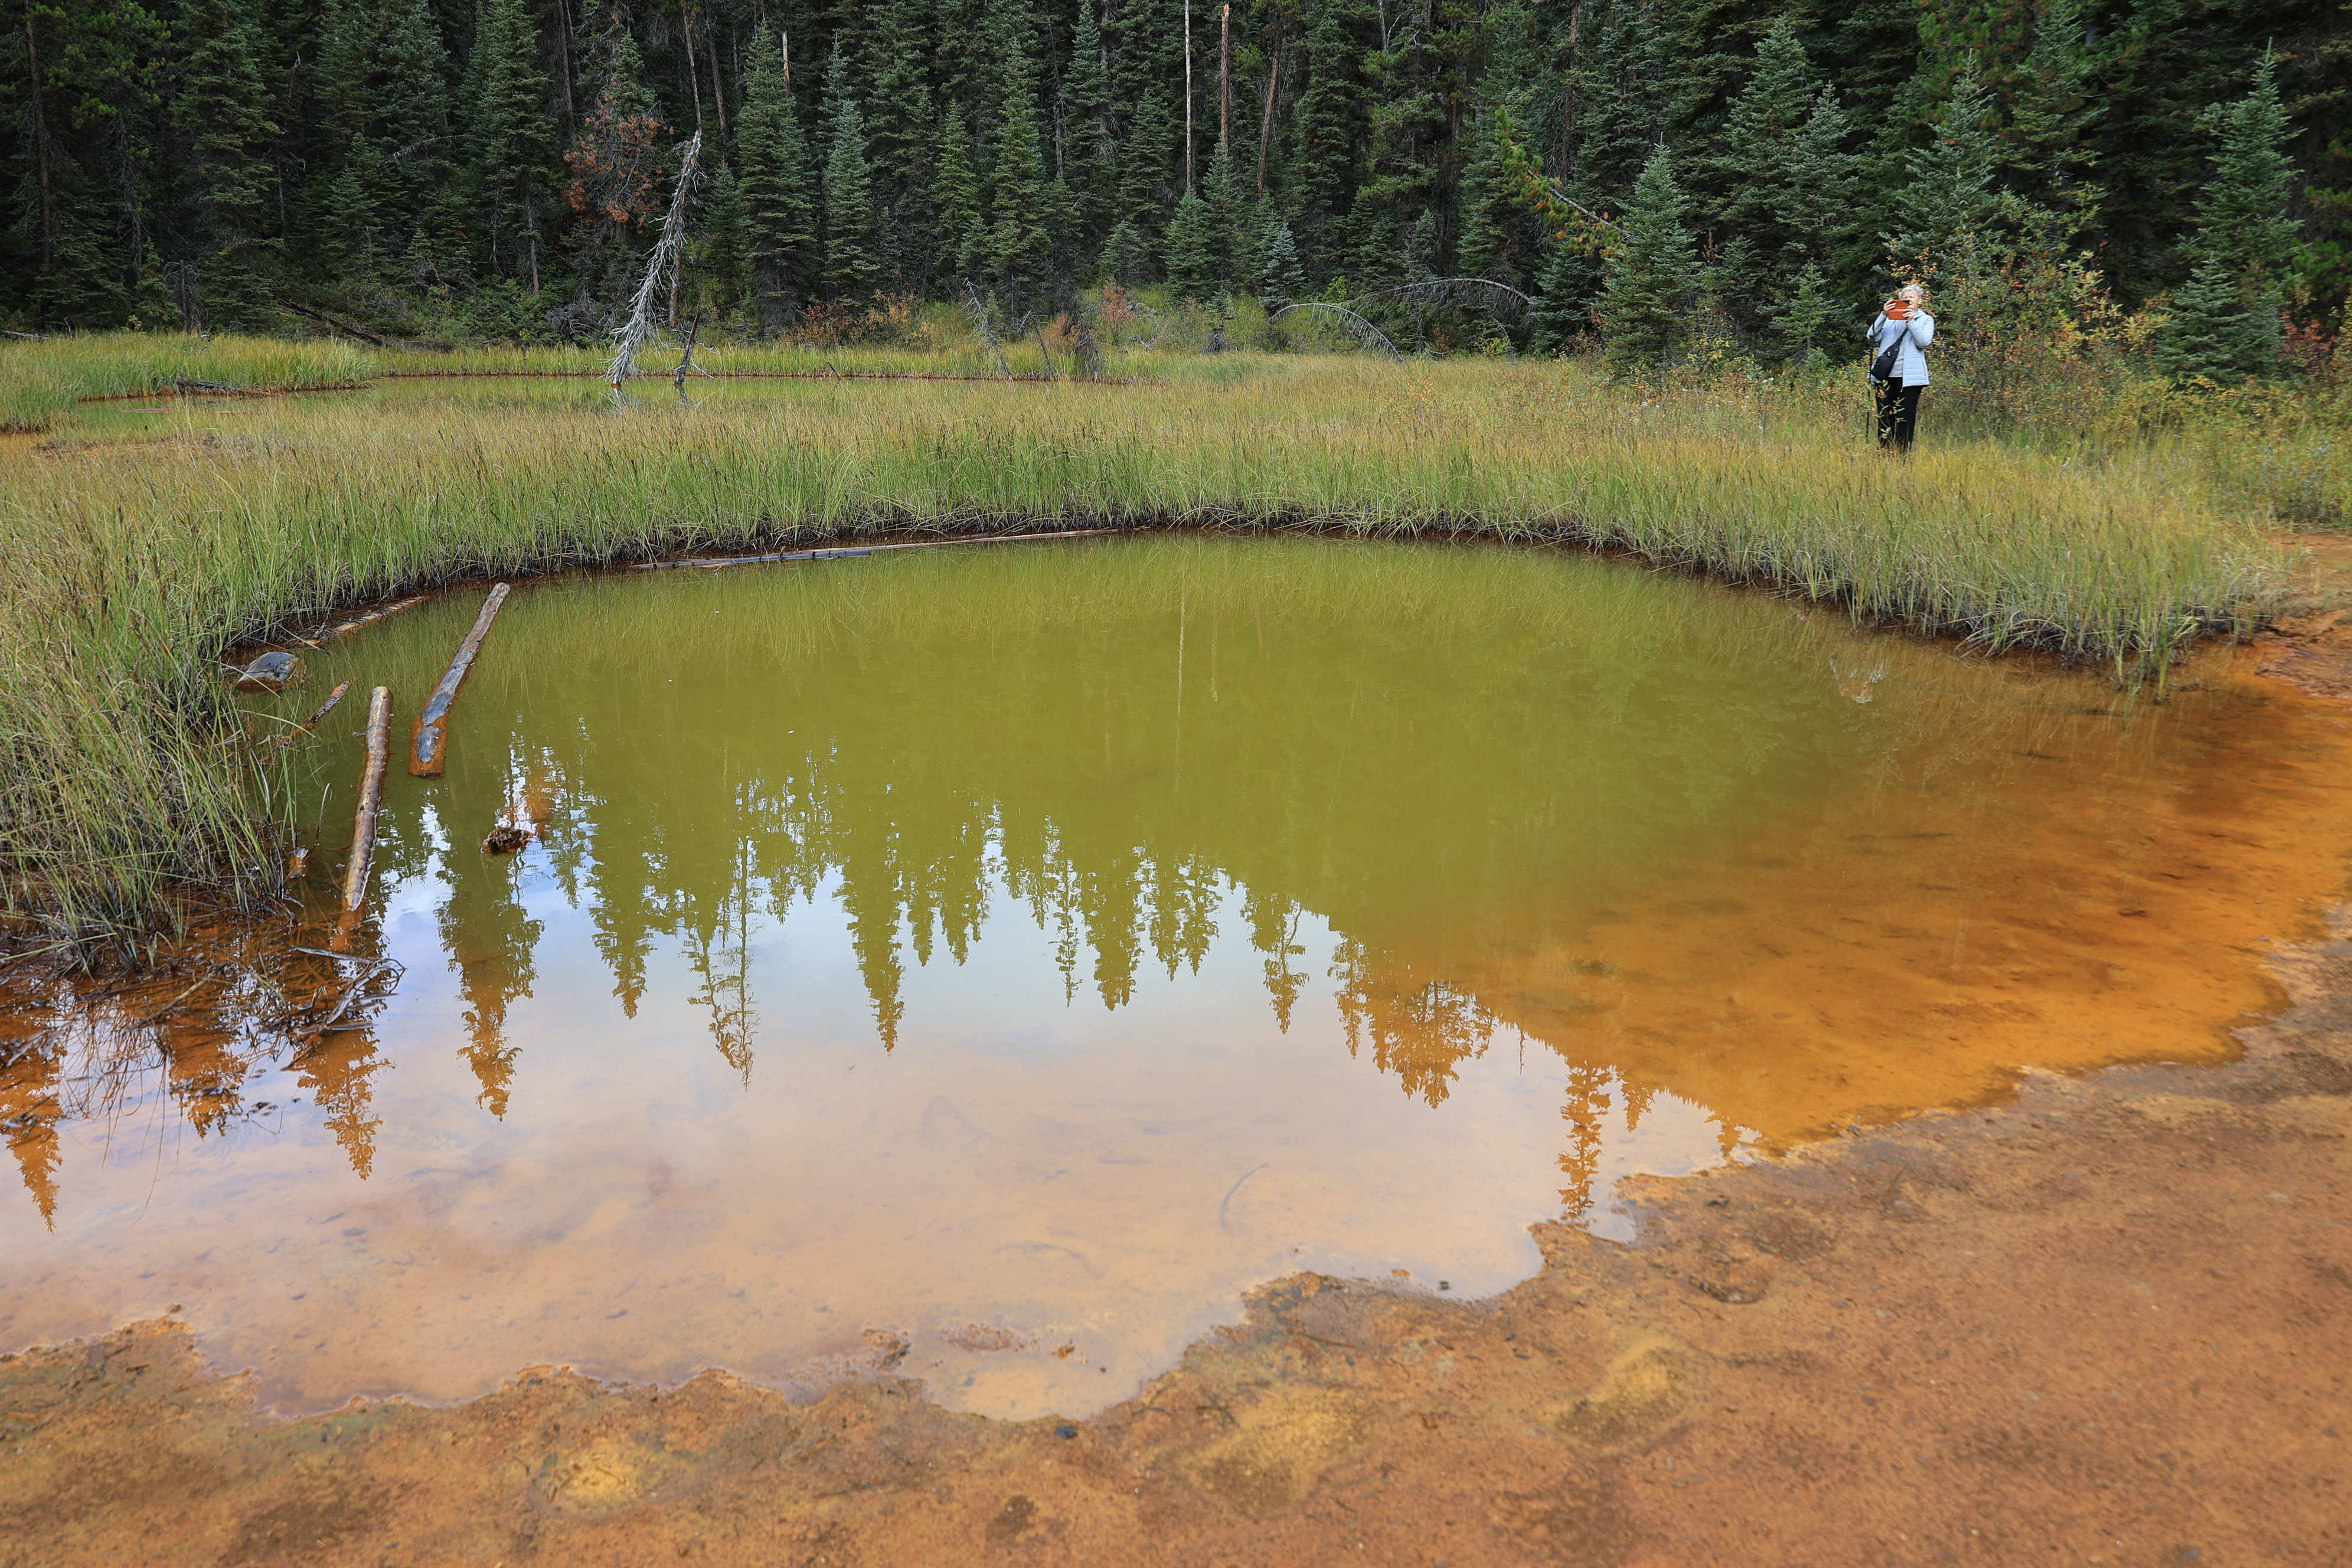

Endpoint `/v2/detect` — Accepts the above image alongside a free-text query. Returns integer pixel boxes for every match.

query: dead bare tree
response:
[607,130,705,393]
[1353,277,1536,318]
[1269,302,1402,360]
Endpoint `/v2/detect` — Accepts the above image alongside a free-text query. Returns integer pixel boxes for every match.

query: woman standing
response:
[1867,284,1934,450]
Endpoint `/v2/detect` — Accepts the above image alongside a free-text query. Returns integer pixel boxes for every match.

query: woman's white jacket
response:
[1867,312,1935,386]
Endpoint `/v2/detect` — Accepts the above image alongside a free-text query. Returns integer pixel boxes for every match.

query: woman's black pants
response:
[1876,378,1923,450]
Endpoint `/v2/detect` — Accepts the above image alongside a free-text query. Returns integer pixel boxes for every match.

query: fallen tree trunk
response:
[410,583,511,778]
[335,685,393,942]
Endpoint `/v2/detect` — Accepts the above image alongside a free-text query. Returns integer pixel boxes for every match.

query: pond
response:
[4,533,2346,1420]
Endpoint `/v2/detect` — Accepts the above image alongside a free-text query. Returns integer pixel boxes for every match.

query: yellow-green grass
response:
[0,357,2296,952]
[0,334,377,432]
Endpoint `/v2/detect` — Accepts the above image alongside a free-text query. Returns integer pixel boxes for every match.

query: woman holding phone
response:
[1867,283,1934,450]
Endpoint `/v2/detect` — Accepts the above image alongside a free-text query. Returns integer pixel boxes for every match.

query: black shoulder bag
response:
[1868,315,1906,387]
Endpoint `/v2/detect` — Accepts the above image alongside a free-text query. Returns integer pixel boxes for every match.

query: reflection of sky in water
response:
[0,829,1745,1421]
[4,535,2330,1421]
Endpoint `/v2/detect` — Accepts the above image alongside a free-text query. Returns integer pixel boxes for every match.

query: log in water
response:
[409,583,510,777]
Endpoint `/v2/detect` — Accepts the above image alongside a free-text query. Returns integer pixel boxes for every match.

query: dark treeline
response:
[4,0,2345,364]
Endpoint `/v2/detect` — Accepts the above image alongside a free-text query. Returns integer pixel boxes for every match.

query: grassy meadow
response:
[0,330,2332,952]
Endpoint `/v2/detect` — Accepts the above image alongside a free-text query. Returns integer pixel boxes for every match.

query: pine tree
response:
[1164,189,1214,296]
[1600,146,1697,380]
[175,0,282,325]
[1887,70,2000,277]
[819,50,881,302]
[736,30,816,329]
[463,0,556,282]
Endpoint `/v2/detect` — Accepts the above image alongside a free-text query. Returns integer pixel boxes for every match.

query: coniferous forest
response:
[3,0,2347,364]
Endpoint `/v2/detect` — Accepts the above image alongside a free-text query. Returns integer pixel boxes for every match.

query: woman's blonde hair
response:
[1899,282,1930,306]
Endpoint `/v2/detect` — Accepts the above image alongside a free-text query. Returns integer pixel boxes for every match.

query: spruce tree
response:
[697,160,752,321]
[983,56,1053,305]
[861,0,935,283]
[1600,146,1697,380]
[463,0,556,283]
[175,0,282,325]
[1778,88,1863,288]
[1099,219,1152,286]
[1289,6,1358,279]
[1118,87,1180,241]
[2155,252,2264,383]
[932,110,985,283]
[1059,0,1115,247]
[819,50,881,302]
[1527,233,1589,356]
[2194,54,2298,286]
[1255,205,1305,305]
[2161,55,2300,379]
[1719,18,1815,309]
[1164,189,1214,297]
[2003,0,2101,226]
[1887,70,2000,277]
[1770,262,1840,368]
[735,30,816,329]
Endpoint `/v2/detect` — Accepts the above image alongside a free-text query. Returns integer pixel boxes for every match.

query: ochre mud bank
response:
[5,893,2348,1567]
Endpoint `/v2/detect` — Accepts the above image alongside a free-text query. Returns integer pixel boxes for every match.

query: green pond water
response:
[1,533,2325,1420]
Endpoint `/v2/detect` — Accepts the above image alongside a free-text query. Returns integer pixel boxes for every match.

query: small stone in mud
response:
[482,825,531,855]
[233,651,300,691]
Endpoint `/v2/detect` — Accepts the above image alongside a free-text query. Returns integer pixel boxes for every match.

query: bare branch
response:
[1269,302,1403,360]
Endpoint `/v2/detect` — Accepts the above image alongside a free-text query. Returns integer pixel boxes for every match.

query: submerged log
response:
[409,583,512,778]
[335,686,394,945]
[315,594,431,643]
[262,678,355,757]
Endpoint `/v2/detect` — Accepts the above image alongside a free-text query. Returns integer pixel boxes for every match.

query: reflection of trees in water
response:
[14,539,2189,1222]
[0,941,404,1213]
[1329,937,1502,1108]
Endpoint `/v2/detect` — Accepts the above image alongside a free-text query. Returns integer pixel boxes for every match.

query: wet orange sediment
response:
[4,891,2347,1566]
[1338,645,2352,1156]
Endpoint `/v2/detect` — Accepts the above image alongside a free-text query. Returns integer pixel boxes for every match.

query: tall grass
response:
[0,333,378,432]
[0,357,2297,952]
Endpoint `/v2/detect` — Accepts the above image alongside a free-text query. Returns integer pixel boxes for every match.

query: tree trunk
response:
[1256,41,1279,194]
[684,9,706,130]
[1219,4,1230,149]
[24,17,53,272]
[1182,0,1194,193]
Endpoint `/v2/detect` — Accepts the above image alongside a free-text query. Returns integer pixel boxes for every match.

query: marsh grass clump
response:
[0,357,2298,954]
